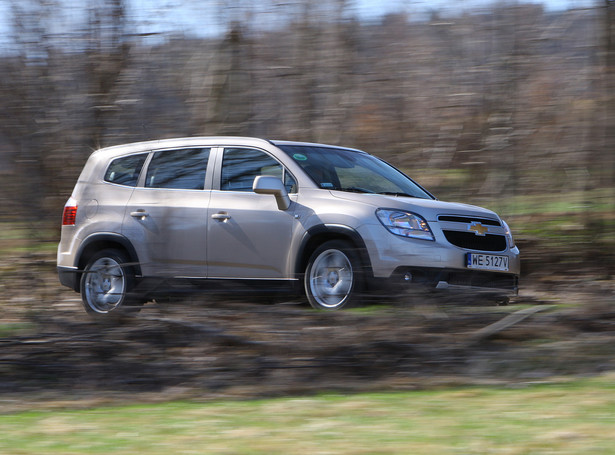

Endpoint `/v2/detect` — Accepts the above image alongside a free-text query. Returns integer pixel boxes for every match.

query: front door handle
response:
[211,212,231,222]
[130,210,149,219]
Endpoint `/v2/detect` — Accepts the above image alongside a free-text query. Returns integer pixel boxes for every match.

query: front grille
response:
[438,215,500,226]
[443,231,507,252]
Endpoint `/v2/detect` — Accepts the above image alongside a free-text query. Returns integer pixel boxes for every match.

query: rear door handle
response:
[211,212,231,222]
[130,210,149,219]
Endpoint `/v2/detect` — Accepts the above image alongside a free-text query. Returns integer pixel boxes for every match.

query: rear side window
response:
[104,154,147,187]
[145,148,211,190]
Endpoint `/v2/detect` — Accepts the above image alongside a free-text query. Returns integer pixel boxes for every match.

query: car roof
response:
[91,137,367,159]
[91,136,272,158]
[270,140,366,154]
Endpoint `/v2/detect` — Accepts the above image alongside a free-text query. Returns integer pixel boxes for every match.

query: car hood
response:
[329,191,500,222]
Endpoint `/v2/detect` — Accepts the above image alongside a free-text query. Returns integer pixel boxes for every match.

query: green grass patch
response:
[347,303,395,314]
[5,241,58,255]
[402,169,615,247]
[0,222,58,256]
[487,188,614,218]
[0,322,36,338]
[2,375,615,454]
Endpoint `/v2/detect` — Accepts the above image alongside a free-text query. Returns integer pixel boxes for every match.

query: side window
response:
[284,171,297,194]
[221,148,295,193]
[145,148,210,190]
[104,154,147,187]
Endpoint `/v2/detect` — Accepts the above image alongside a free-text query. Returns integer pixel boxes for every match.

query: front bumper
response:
[358,222,521,285]
[391,266,519,295]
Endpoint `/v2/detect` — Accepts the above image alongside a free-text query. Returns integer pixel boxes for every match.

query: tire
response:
[304,240,362,310]
[80,249,143,315]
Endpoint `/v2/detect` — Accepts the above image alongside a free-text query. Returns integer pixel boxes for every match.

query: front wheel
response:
[80,249,143,315]
[304,240,362,310]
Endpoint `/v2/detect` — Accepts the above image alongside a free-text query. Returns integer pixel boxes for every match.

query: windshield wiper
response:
[338,187,375,194]
[377,191,415,198]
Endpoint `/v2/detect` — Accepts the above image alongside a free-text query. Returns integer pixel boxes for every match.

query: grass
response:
[397,169,615,248]
[1,375,615,454]
[0,222,58,255]
[411,168,614,217]
[0,322,35,338]
[485,188,614,217]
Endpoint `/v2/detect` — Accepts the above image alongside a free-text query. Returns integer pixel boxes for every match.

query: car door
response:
[123,147,212,278]
[207,147,297,279]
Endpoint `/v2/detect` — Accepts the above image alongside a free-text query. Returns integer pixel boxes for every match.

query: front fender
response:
[294,224,373,278]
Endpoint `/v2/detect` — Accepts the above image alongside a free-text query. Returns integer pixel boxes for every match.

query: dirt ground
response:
[1,253,615,411]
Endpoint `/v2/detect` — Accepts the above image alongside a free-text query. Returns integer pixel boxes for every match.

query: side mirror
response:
[253,175,291,211]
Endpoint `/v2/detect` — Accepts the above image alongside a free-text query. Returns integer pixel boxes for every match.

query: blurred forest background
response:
[0,0,614,275]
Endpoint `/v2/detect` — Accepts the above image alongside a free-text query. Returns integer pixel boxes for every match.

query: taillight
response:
[62,203,77,226]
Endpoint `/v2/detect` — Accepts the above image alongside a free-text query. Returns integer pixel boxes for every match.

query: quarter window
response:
[104,154,147,187]
[221,148,296,193]
[145,148,210,190]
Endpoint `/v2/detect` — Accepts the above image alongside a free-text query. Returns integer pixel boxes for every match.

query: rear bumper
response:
[58,266,80,292]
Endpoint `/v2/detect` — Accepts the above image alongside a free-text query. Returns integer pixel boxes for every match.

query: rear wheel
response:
[80,249,143,315]
[304,240,362,310]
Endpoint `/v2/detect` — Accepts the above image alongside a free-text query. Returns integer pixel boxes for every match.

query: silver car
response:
[57,137,520,314]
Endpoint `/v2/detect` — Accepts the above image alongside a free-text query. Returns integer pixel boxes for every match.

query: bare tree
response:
[604,0,615,191]
[0,0,612,270]
[0,0,64,224]
[85,0,131,149]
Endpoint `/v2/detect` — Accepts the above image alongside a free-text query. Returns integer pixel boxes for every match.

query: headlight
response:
[502,219,516,249]
[376,209,434,241]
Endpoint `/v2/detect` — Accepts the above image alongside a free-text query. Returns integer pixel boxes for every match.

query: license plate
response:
[466,253,509,271]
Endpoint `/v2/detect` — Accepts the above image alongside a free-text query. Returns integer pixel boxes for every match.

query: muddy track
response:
[2,278,615,410]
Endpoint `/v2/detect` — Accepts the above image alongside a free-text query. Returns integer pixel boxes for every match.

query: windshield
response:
[277,144,433,200]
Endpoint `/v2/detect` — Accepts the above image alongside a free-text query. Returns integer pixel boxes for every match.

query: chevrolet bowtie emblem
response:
[468,221,489,236]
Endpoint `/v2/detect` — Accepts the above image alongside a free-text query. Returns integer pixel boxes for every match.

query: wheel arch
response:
[75,233,142,292]
[295,224,373,279]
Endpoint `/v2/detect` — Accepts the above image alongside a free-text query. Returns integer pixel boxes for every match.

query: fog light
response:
[404,272,412,282]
